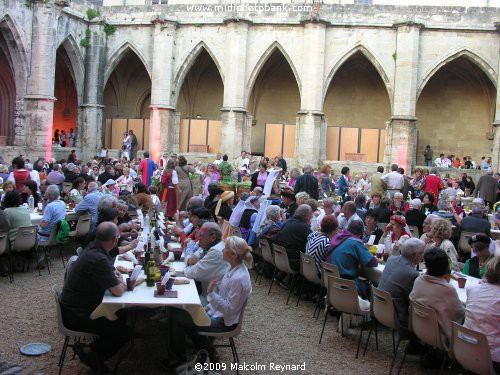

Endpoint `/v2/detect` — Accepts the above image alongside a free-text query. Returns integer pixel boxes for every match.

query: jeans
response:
[166,307,236,363]
[129,146,134,161]
[425,161,432,167]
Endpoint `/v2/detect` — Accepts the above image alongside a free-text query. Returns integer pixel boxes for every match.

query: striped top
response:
[305,231,330,276]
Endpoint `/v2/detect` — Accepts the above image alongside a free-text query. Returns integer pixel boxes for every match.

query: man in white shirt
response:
[357,172,368,192]
[184,222,229,299]
[337,201,364,231]
[26,163,40,189]
[381,164,404,199]
[235,150,250,170]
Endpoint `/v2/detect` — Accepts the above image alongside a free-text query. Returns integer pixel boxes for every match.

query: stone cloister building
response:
[0,0,499,174]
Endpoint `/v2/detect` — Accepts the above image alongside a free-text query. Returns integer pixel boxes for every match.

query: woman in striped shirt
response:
[305,215,339,276]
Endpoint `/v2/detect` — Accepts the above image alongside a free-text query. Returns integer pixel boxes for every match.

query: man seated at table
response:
[275,204,313,272]
[60,222,131,372]
[38,185,66,241]
[378,238,425,329]
[460,199,491,237]
[327,220,377,299]
[337,201,364,231]
[410,247,465,348]
[75,181,103,225]
[184,222,229,298]
[165,236,253,369]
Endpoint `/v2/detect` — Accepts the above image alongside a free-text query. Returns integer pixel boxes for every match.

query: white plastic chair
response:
[52,284,97,375]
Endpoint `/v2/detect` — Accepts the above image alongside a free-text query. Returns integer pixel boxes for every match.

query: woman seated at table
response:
[4,191,31,242]
[21,180,42,208]
[134,183,154,215]
[165,236,253,368]
[373,197,393,224]
[429,218,459,271]
[367,192,382,210]
[410,247,465,348]
[463,233,493,278]
[463,256,500,373]
[173,207,213,248]
[116,167,134,193]
[239,196,260,240]
[1,180,15,206]
[257,205,284,244]
[382,215,411,255]
[362,209,383,245]
[250,162,268,191]
[421,192,438,216]
[306,215,338,276]
[391,192,409,214]
[68,177,86,204]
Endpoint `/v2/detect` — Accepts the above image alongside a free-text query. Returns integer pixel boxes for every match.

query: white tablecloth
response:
[30,210,79,226]
[91,259,210,326]
[360,262,478,303]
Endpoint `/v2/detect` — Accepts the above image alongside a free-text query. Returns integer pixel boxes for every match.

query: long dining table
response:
[29,209,79,226]
[359,262,480,304]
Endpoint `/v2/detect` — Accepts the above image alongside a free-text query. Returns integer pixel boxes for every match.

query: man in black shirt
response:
[97,165,116,185]
[60,222,130,370]
[294,163,319,200]
[275,204,313,271]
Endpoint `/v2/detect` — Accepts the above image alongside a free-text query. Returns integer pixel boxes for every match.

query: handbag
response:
[176,349,221,375]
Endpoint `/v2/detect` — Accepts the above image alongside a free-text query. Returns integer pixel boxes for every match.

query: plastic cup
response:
[156,282,165,295]
[383,253,389,262]
[458,277,467,288]
[159,265,169,277]
[165,278,175,290]
[126,278,136,291]
[376,252,382,259]
[37,203,43,211]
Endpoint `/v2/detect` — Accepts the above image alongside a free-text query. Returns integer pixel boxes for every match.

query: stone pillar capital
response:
[220,107,247,114]
[222,16,253,25]
[300,17,329,27]
[151,15,178,27]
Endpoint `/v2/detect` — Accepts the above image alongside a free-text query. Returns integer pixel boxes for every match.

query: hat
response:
[215,191,235,216]
[390,215,406,227]
[103,179,116,187]
[280,186,296,200]
[66,163,76,172]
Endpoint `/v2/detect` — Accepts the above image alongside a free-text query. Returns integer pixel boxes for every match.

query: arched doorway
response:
[323,50,391,162]
[177,48,224,153]
[103,49,152,152]
[248,48,300,157]
[416,56,496,165]
[53,46,78,147]
[0,32,16,145]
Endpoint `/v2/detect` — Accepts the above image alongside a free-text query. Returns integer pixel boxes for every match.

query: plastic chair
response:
[0,232,10,282]
[37,222,60,272]
[296,253,322,307]
[258,239,275,288]
[458,231,474,255]
[69,214,91,242]
[399,300,448,374]
[271,244,299,305]
[198,301,247,373]
[364,286,407,373]
[450,322,495,375]
[52,284,97,375]
[314,262,340,319]
[319,275,371,359]
[10,225,38,281]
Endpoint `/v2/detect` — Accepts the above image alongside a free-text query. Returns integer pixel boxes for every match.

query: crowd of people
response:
[1,148,499,373]
[423,145,493,171]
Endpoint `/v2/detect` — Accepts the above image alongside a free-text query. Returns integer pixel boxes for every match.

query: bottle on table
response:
[28,195,34,213]
[146,258,156,287]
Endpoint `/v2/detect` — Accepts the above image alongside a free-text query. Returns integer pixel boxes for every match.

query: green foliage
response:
[104,23,116,37]
[80,28,91,48]
[86,8,100,20]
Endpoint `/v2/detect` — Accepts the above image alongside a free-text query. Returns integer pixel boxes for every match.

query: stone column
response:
[491,22,500,172]
[149,18,177,161]
[24,0,56,160]
[81,21,105,161]
[220,19,250,158]
[385,22,422,174]
[295,20,326,167]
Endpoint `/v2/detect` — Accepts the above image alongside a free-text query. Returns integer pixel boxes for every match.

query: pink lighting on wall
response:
[149,107,161,163]
[45,110,54,161]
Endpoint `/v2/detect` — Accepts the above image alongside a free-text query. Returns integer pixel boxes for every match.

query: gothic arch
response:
[57,34,85,105]
[104,41,151,86]
[136,88,151,118]
[245,41,302,108]
[173,41,225,107]
[322,44,392,108]
[0,13,28,97]
[417,48,497,99]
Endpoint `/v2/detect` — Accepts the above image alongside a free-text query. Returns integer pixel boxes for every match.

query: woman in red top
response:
[160,160,178,219]
[9,156,30,193]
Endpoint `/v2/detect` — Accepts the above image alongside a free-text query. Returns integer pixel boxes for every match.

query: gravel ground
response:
[0,250,433,375]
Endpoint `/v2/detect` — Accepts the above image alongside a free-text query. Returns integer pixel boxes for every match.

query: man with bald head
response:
[60,222,131,371]
[75,181,104,224]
